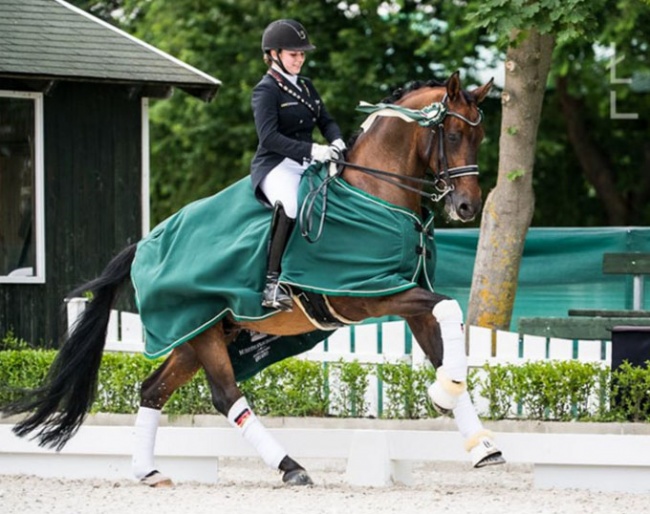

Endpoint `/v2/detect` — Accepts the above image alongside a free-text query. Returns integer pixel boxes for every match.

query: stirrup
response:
[261,282,293,311]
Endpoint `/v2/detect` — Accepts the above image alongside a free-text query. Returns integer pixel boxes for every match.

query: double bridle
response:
[336,94,484,203]
[299,95,483,242]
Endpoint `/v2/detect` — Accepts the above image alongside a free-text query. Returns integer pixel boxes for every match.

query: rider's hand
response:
[330,139,346,160]
[311,143,334,163]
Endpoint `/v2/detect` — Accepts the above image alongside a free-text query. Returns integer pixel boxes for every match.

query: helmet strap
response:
[270,49,292,75]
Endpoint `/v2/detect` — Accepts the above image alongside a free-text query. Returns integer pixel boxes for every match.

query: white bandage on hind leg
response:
[132,406,161,479]
[227,397,287,469]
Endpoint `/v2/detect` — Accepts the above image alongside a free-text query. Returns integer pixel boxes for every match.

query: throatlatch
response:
[261,202,295,311]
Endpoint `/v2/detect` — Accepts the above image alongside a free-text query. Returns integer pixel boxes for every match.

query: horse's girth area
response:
[236,309,316,336]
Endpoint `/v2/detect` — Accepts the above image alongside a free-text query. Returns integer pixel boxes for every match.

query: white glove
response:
[311,143,334,163]
[329,138,346,160]
[331,138,346,153]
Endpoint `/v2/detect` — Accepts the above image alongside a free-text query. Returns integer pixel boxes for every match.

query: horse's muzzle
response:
[445,193,482,222]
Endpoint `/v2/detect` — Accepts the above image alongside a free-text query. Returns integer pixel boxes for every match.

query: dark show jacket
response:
[250,72,342,203]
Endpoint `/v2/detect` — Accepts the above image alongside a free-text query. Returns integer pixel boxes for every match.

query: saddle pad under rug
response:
[131,164,436,361]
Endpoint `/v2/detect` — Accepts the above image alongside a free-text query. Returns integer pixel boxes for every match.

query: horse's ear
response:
[470,78,494,105]
[446,71,461,101]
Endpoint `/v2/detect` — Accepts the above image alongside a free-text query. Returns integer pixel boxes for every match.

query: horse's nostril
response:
[457,202,478,221]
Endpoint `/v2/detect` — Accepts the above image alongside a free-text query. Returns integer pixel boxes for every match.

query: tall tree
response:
[70,0,496,223]
[551,0,650,225]
[71,0,650,230]
[466,0,606,329]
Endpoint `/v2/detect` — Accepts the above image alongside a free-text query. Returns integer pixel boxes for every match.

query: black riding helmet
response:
[261,19,316,52]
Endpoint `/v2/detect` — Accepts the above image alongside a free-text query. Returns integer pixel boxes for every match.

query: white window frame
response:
[0,90,45,284]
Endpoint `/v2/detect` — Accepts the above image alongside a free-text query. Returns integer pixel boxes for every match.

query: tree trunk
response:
[557,76,650,225]
[467,29,555,330]
[556,76,628,225]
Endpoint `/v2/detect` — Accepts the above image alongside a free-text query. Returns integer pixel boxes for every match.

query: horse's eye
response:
[447,132,461,143]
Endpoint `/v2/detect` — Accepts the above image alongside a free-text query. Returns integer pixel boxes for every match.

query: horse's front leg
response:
[407,299,468,413]
[406,299,505,468]
[189,324,313,486]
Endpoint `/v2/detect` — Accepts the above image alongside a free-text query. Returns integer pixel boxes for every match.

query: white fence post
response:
[65,296,88,332]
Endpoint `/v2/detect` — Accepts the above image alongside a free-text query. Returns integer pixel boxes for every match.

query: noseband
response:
[338,95,483,203]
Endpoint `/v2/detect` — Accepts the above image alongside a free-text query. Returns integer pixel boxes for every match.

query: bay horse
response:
[3,72,502,486]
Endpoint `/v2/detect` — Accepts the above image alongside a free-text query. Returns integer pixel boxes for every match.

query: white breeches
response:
[259,158,307,219]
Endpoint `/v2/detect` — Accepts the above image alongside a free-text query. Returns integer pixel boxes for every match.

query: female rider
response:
[251,19,346,311]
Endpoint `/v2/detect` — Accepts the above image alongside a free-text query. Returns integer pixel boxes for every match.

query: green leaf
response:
[507,168,526,181]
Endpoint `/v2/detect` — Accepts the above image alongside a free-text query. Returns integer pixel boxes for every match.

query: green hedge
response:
[1,347,649,421]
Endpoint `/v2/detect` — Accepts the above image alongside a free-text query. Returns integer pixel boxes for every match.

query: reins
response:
[328,158,478,203]
[299,95,483,243]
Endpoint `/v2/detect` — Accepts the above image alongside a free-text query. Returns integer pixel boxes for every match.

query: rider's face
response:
[274,50,305,75]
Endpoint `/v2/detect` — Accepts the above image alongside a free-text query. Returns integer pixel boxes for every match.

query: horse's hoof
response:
[475,452,506,468]
[140,470,174,488]
[282,469,314,486]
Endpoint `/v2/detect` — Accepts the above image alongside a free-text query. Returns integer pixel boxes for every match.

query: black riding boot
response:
[261,202,295,311]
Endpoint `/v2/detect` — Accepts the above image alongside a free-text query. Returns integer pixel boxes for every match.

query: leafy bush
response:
[95,353,160,413]
[379,362,438,419]
[609,361,650,422]
[0,350,55,404]
[241,358,328,417]
[510,361,602,421]
[0,330,32,351]
[1,348,650,422]
[327,360,370,417]
[477,363,515,420]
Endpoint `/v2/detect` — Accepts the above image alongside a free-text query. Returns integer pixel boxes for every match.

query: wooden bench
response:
[519,252,650,340]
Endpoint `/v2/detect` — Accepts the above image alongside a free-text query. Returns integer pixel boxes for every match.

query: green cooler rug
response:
[131,164,437,378]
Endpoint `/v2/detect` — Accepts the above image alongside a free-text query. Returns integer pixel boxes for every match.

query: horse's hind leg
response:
[133,343,201,486]
[189,324,313,486]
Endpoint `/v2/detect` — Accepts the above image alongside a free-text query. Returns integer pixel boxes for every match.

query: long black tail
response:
[2,243,138,450]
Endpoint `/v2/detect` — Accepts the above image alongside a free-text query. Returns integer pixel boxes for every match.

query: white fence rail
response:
[3,420,649,491]
[66,298,613,418]
[66,298,612,366]
[2,301,639,492]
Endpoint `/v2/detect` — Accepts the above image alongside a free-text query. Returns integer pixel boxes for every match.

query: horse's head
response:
[346,73,492,221]
[406,73,493,222]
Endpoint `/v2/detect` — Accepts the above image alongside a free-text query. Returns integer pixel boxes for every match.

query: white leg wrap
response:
[132,406,161,479]
[227,397,287,469]
[452,391,483,440]
[432,299,468,381]
[428,299,469,411]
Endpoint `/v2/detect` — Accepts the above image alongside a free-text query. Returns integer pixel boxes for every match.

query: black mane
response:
[379,79,446,104]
